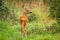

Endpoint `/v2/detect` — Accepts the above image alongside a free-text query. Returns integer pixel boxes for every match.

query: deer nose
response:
[30,12,32,13]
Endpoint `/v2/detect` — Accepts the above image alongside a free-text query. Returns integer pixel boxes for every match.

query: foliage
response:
[0,0,60,40]
[0,0,10,21]
[43,0,60,24]
[0,0,18,24]
[0,21,21,40]
[0,21,60,40]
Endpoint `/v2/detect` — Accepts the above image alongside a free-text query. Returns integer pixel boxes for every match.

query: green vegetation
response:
[0,21,60,40]
[0,0,60,40]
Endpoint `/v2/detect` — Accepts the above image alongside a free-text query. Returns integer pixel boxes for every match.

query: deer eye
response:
[26,10,29,11]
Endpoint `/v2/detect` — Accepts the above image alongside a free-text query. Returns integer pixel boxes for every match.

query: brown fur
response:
[19,8,32,36]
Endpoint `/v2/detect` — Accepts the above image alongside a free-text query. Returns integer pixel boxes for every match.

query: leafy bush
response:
[0,21,21,40]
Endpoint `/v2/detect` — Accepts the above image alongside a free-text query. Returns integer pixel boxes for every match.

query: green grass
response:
[16,33,60,40]
[0,21,60,40]
[0,0,60,40]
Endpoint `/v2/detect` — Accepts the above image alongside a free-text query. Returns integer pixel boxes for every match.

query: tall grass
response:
[0,21,21,40]
[0,0,60,40]
[0,21,60,40]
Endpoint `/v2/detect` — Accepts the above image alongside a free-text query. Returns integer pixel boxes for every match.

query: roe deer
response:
[19,7,32,36]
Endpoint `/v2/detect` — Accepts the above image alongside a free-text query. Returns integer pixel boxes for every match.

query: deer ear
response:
[24,3,30,10]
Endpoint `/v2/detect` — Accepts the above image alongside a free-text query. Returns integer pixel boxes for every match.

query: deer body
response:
[19,8,32,36]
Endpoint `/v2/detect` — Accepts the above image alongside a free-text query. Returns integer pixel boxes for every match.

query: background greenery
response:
[0,0,60,40]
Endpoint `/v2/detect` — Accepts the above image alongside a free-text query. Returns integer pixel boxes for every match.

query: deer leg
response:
[23,21,28,36]
[21,22,25,36]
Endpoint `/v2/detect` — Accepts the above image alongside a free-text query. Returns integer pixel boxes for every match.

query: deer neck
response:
[22,12,27,16]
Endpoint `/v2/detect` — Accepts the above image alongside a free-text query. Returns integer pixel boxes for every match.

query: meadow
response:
[0,21,60,40]
[0,0,60,40]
